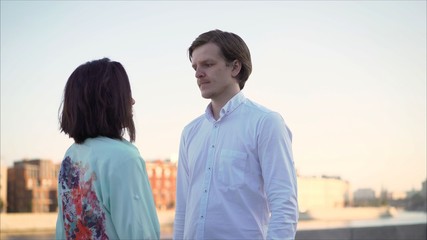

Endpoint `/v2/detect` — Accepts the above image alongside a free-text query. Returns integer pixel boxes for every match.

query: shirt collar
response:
[205,91,246,122]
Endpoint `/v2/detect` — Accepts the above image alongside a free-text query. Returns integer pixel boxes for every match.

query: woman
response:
[56,58,160,239]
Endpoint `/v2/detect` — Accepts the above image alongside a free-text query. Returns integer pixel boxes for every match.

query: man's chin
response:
[200,91,212,99]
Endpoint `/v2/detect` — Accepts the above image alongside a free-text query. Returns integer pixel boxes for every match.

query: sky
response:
[1,1,426,194]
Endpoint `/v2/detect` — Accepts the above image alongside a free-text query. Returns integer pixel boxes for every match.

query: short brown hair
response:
[59,58,135,143]
[188,29,252,90]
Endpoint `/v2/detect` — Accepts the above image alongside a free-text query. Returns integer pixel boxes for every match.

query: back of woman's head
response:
[59,58,135,143]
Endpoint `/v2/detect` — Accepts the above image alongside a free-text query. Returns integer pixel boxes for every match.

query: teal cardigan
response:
[56,137,160,239]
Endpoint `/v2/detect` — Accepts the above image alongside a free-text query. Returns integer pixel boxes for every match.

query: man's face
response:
[191,43,239,101]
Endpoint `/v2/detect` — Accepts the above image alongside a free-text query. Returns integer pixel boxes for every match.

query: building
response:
[390,190,407,200]
[353,188,377,206]
[146,160,177,210]
[354,188,376,200]
[7,159,60,213]
[0,164,7,212]
[421,179,426,199]
[298,175,351,211]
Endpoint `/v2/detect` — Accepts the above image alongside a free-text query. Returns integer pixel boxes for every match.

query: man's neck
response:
[210,91,240,120]
[210,101,223,120]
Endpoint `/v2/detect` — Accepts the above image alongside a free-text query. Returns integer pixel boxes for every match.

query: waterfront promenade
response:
[0,210,175,234]
[1,210,426,240]
[296,223,426,240]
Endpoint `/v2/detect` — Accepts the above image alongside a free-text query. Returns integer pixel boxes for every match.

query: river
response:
[297,210,426,230]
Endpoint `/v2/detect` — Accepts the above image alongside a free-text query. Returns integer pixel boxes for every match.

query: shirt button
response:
[211,145,215,148]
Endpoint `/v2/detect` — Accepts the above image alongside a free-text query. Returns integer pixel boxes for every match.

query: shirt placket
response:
[196,121,220,239]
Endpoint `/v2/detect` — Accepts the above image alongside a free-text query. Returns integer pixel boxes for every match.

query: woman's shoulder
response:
[86,137,141,160]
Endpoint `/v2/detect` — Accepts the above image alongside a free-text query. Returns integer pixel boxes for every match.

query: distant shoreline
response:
[299,206,397,221]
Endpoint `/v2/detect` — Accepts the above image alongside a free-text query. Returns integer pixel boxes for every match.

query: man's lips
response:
[198,80,210,87]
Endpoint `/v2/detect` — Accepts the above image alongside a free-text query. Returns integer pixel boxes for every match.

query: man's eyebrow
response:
[192,59,213,68]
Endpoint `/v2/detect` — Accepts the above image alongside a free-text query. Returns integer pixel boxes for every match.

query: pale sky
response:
[1,1,426,193]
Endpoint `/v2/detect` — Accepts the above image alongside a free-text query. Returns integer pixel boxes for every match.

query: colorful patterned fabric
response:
[59,156,108,240]
[56,137,160,240]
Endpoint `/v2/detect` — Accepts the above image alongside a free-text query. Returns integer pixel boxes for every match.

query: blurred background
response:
[1,1,426,239]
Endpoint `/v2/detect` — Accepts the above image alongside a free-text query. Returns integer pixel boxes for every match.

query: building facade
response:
[146,160,177,210]
[353,188,378,206]
[421,180,426,199]
[0,164,7,212]
[298,175,352,211]
[7,159,60,213]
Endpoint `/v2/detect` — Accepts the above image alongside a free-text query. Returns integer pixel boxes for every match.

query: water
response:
[0,233,54,240]
[297,210,427,230]
[2,211,426,240]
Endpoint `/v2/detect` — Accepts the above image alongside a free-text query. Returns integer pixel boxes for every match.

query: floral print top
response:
[56,137,160,240]
[59,156,108,239]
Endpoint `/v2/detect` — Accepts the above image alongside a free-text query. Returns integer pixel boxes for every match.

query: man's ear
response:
[231,60,242,78]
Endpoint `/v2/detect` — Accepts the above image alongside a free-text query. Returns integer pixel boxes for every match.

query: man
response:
[174,29,298,240]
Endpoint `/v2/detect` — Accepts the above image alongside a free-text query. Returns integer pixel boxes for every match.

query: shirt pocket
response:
[218,149,248,189]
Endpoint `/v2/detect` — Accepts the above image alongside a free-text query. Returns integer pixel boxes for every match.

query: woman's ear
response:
[231,60,242,78]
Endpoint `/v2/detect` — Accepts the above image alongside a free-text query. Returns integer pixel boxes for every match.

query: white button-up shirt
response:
[174,92,298,240]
